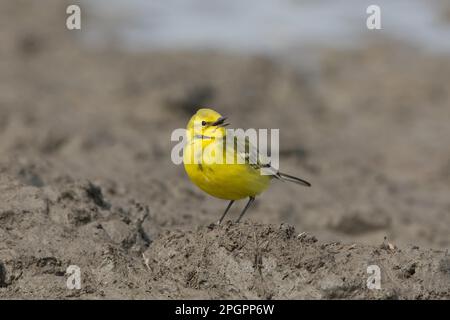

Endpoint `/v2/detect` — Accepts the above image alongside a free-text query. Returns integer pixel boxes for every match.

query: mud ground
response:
[0,0,449,299]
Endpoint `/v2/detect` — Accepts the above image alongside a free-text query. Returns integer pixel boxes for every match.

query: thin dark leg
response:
[236,196,255,223]
[218,200,235,224]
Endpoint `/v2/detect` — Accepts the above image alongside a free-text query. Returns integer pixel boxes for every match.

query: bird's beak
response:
[212,116,229,127]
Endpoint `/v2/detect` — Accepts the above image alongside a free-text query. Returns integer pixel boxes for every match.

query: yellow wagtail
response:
[183,108,310,224]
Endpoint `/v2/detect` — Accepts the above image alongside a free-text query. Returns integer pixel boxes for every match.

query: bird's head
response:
[186,108,229,140]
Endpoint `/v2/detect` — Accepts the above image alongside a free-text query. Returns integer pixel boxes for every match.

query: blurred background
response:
[85,0,450,53]
[1,0,450,251]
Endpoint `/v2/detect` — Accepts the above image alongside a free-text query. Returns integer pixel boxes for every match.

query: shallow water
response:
[84,0,450,53]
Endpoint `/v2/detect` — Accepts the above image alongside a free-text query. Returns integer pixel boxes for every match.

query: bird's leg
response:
[217,200,235,225]
[236,196,255,223]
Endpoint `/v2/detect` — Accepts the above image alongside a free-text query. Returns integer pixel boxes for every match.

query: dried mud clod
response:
[0,262,7,288]
[145,222,450,299]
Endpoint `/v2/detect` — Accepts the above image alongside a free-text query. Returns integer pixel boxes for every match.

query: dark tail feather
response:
[278,172,311,187]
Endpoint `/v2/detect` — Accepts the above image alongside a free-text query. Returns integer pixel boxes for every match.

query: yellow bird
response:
[183,108,311,224]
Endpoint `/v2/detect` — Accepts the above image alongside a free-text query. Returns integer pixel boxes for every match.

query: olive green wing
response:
[220,134,278,175]
[221,134,311,186]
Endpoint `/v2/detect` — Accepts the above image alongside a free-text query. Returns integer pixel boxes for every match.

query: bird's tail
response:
[277,172,311,187]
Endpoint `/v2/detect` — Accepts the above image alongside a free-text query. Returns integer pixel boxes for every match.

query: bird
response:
[183,108,311,224]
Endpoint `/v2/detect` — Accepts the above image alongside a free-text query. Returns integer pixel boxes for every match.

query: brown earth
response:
[0,0,449,299]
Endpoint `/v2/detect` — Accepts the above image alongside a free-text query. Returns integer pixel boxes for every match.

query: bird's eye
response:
[201,121,207,126]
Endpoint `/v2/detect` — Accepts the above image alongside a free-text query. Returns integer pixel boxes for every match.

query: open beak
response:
[212,116,229,127]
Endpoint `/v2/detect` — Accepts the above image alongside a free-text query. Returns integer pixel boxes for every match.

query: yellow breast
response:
[183,139,271,200]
